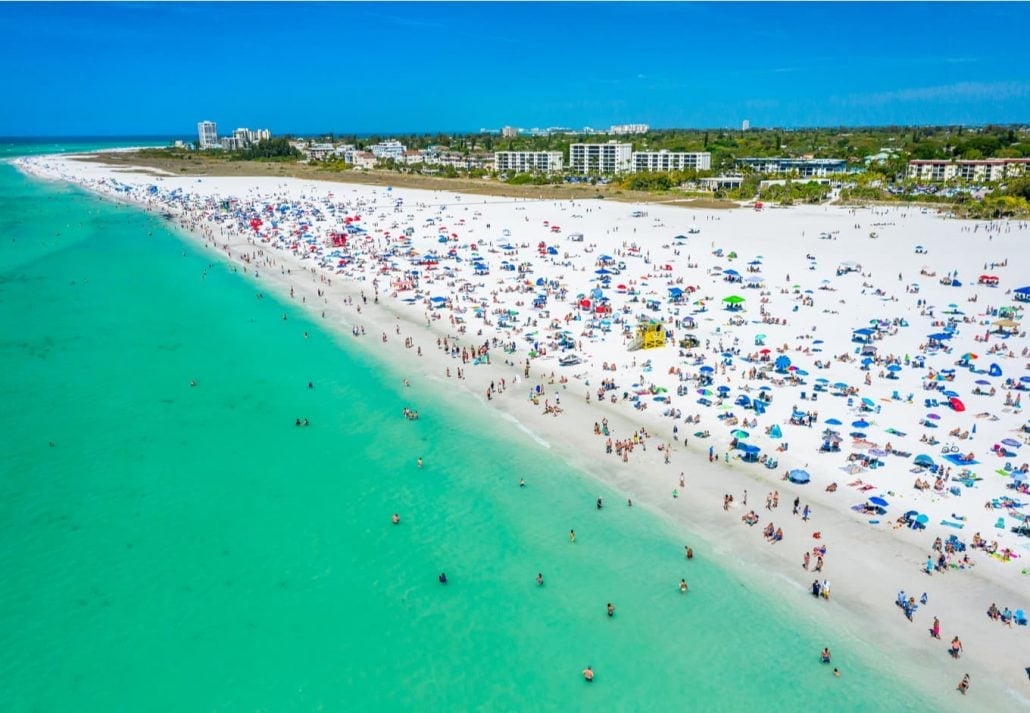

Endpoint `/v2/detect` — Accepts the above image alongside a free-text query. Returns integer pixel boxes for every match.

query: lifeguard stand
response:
[630,320,666,351]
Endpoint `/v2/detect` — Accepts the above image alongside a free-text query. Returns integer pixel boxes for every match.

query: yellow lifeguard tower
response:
[630,320,666,351]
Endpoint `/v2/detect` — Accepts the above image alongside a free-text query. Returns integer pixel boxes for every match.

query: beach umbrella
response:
[1001,438,1021,448]
[975,379,990,385]
[861,397,875,408]
[916,514,929,524]
[942,390,959,398]
[853,419,870,428]
[796,369,810,376]
[869,496,889,507]
[833,382,849,390]
[788,469,811,484]
[869,448,887,457]
[717,385,731,394]
[887,364,902,372]
[774,355,791,371]
[1022,376,1030,384]
[825,418,842,426]
[697,388,713,396]
[731,429,750,439]
[850,431,867,438]
[926,413,941,420]
[699,366,714,373]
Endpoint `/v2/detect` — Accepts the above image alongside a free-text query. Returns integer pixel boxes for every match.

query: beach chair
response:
[1015,609,1028,626]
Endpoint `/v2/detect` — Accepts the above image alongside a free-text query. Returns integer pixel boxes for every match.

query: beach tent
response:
[768,424,783,439]
[914,454,935,468]
[787,469,811,484]
[989,363,1002,377]
[949,397,966,412]
[1014,286,1030,302]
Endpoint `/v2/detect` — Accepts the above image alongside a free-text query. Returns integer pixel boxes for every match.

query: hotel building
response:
[735,157,847,177]
[632,150,711,172]
[197,120,218,149]
[569,141,633,174]
[907,158,1030,182]
[494,151,564,174]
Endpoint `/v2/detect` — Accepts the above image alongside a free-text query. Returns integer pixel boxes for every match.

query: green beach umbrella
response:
[723,295,745,304]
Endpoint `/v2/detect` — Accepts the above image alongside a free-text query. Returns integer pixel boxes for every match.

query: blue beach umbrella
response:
[788,469,811,484]
[825,418,842,426]
[869,496,889,507]
[853,419,870,428]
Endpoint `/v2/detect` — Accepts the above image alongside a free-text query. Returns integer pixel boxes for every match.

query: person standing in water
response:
[607,602,615,617]
[536,573,544,586]
[569,529,576,543]
[679,579,688,593]
[582,666,594,682]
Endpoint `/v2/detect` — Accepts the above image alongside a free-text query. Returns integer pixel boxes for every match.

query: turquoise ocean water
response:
[0,141,935,711]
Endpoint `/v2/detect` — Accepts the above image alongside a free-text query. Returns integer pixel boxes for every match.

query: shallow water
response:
[0,143,941,711]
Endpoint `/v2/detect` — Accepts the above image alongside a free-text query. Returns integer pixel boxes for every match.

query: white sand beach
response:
[17,153,1030,705]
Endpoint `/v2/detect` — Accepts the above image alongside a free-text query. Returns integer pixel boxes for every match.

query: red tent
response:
[949,397,965,412]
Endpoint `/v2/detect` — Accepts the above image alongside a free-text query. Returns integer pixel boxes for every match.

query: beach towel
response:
[940,520,965,529]
[943,453,979,466]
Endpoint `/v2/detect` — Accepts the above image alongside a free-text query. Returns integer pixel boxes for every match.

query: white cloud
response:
[835,81,1030,107]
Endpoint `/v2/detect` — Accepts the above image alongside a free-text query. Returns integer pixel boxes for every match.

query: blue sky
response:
[1,1,1028,136]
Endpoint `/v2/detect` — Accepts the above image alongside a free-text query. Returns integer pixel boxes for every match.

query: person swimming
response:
[438,572,447,584]
[582,666,594,682]
[391,513,400,525]
[607,602,614,617]
[679,579,688,593]
[536,573,544,586]
[596,497,603,510]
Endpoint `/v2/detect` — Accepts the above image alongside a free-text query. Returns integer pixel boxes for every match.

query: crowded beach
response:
[15,153,1030,704]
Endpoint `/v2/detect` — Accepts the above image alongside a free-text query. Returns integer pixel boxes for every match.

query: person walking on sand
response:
[931,616,941,639]
[950,636,963,659]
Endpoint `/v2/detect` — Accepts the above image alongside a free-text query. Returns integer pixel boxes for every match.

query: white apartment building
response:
[501,126,518,138]
[197,120,218,149]
[494,151,564,174]
[569,141,633,174]
[369,140,406,160]
[609,123,649,135]
[632,150,711,172]
[219,136,246,151]
[907,158,1030,182]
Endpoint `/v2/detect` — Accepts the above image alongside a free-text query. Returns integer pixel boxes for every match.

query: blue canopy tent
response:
[787,469,811,484]
[1014,286,1030,302]
[913,454,935,468]
[739,444,761,463]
